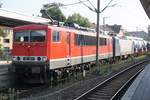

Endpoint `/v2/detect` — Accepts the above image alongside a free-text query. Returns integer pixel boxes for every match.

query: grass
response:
[93,55,147,76]
[0,54,11,61]
[146,52,150,57]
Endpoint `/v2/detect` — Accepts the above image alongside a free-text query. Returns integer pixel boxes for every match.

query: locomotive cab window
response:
[30,30,46,42]
[14,30,46,42]
[14,31,29,42]
[53,31,60,42]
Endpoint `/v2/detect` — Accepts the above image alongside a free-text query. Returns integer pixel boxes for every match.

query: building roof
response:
[100,24,121,34]
[127,31,148,38]
[140,0,150,18]
[0,8,50,27]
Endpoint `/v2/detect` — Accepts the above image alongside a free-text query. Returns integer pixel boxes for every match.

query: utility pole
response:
[103,17,105,35]
[96,0,100,66]
[103,17,110,34]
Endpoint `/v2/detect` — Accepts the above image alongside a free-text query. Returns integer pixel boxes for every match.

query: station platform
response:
[122,63,150,100]
[0,61,11,65]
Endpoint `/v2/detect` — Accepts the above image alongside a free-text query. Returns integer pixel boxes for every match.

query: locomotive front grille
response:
[12,56,47,62]
[23,57,35,61]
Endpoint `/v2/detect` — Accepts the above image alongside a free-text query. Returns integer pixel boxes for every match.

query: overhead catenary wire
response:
[46,0,116,14]
[61,0,88,7]
[78,0,117,13]
[41,0,89,23]
[100,0,114,13]
[78,0,96,12]
[87,0,97,11]
[46,0,88,8]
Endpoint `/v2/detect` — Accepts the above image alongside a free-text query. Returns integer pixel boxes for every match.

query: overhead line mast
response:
[96,0,100,66]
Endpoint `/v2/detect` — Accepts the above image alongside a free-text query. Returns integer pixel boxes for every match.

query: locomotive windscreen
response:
[14,31,29,42]
[14,30,46,42]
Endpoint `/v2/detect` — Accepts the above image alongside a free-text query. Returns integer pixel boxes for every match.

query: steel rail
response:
[110,67,144,100]
[74,59,150,100]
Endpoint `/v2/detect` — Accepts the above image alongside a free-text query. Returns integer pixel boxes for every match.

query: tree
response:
[124,32,130,36]
[0,27,8,56]
[40,3,66,22]
[0,2,2,8]
[66,13,92,27]
[0,27,7,37]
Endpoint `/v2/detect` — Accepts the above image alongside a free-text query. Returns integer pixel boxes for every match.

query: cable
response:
[45,0,96,12]
[78,0,96,12]
[42,1,89,22]
[87,0,96,10]
[40,9,54,22]
[79,0,116,13]
[62,0,88,7]
[46,0,88,8]
[100,0,114,13]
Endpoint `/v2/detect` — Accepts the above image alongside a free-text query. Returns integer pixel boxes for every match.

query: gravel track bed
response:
[20,56,149,100]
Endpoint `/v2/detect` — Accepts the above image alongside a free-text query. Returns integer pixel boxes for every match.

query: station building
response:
[0,26,13,55]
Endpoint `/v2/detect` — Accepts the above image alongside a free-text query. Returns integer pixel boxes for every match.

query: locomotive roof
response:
[51,26,111,38]
[14,24,112,39]
[13,24,48,31]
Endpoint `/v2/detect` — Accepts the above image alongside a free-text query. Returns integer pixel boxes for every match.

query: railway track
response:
[0,64,17,88]
[75,59,150,100]
[17,57,149,100]
[1,57,148,100]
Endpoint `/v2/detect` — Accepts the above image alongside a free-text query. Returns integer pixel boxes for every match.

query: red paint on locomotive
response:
[12,24,113,64]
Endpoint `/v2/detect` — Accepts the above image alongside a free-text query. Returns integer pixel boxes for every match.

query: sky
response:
[1,0,150,32]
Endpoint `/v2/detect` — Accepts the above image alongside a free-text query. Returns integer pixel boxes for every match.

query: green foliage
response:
[147,32,150,41]
[40,3,92,27]
[40,3,66,22]
[0,28,8,57]
[0,50,3,56]
[0,27,6,37]
[124,32,130,36]
[0,28,8,56]
[66,13,92,27]
[0,44,3,56]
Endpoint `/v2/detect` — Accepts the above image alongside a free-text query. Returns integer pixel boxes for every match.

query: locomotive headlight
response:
[17,57,20,61]
[12,56,17,61]
[42,57,47,61]
[37,57,41,61]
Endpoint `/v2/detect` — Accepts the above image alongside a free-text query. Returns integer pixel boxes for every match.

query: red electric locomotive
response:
[12,24,113,83]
